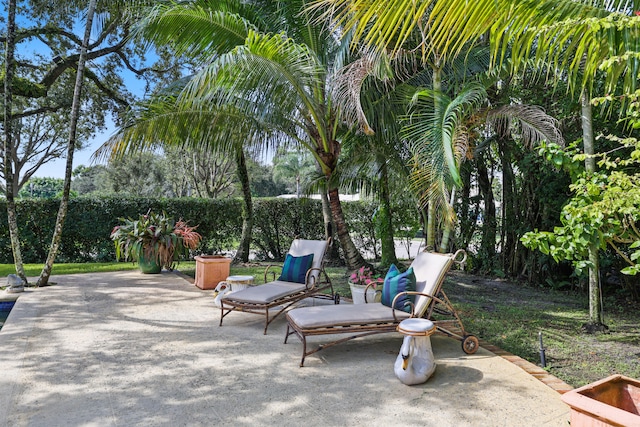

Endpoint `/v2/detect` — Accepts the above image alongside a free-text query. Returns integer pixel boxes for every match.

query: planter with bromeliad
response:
[110,210,202,274]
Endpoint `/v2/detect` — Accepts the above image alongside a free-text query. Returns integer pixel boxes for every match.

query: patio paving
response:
[0,271,570,426]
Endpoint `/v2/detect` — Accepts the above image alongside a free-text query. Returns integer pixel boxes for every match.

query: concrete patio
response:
[0,271,570,426]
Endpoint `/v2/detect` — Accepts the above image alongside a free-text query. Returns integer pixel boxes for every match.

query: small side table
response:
[395,318,436,385]
[223,275,255,292]
[212,275,255,307]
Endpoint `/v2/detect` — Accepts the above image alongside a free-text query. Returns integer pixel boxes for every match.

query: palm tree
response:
[332,52,445,266]
[108,0,369,269]
[311,0,640,327]
[272,149,315,198]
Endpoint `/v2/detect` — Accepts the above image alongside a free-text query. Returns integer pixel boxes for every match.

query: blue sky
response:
[33,64,149,179]
[34,119,116,179]
[34,122,114,179]
[14,12,150,179]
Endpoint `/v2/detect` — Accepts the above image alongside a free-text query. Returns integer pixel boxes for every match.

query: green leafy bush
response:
[0,196,243,263]
[342,200,379,259]
[251,198,325,260]
[0,196,420,263]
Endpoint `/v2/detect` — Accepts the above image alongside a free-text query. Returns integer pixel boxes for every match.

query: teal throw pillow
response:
[278,253,314,284]
[381,264,416,312]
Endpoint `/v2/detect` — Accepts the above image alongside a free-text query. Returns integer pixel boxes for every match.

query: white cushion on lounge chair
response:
[218,238,333,335]
[411,251,454,316]
[287,303,412,329]
[222,281,306,304]
[288,239,327,283]
[287,252,454,330]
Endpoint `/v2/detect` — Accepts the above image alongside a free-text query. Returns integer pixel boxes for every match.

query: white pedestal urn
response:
[348,282,378,304]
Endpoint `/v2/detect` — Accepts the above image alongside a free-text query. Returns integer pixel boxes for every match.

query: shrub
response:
[251,198,325,260]
[0,196,420,263]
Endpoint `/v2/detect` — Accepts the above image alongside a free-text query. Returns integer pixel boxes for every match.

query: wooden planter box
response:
[561,374,640,427]
[194,255,232,290]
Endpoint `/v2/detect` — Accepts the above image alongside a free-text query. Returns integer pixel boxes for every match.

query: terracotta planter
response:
[561,374,640,427]
[194,255,232,290]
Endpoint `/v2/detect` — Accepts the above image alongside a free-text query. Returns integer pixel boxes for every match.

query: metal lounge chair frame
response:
[284,249,479,366]
[219,238,336,334]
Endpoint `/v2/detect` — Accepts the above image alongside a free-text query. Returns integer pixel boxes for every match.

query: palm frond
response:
[309,0,413,52]
[136,0,257,59]
[176,31,330,149]
[408,167,455,224]
[402,83,487,187]
[487,104,564,149]
[331,48,393,134]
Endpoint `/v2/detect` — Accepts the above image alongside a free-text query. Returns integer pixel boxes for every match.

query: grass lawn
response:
[2,260,638,388]
[0,262,142,277]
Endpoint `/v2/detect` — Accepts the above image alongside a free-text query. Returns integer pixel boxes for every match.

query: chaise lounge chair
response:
[284,249,478,366]
[219,238,336,334]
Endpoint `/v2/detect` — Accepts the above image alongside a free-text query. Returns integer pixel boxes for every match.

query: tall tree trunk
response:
[315,163,340,264]
[425,64,443,252]
[378,160,398,268]
[37,0,97,286]
[3,0,26,282]
[320,189,341,264]
[457,162,477,249]
[328,186,369,270]
[233,147,253,263]
[581,90,604,328]
[498,137,518,275]
[425,201,436,251]
[476,152,497,273]
[438,187,455,253]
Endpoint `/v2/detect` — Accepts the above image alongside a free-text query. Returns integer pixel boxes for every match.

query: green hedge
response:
[251,198,325,260]
[0,197,244,263]
[0,196,420,263]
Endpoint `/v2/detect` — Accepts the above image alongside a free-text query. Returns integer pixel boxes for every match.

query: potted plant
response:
[349,266,384,304]
[110,210,202,274]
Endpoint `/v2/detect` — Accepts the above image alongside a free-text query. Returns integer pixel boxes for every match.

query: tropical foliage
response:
[110,210,202,270]
[5,0,640,310]
[104,0,369,269]
[522,137,640,276]
[349,266,384,288]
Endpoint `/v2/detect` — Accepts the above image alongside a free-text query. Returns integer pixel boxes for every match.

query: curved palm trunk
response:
[328,186,369,270]
[3,0,27,282]
[37,0,97,287]
[233,147,253,263]
[319,186,342,264]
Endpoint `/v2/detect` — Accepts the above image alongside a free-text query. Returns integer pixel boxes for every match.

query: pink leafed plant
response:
[349,266,384,288]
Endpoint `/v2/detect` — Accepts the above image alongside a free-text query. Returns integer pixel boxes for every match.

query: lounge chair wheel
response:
[334,293,340,304]
[462,335,479,354]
